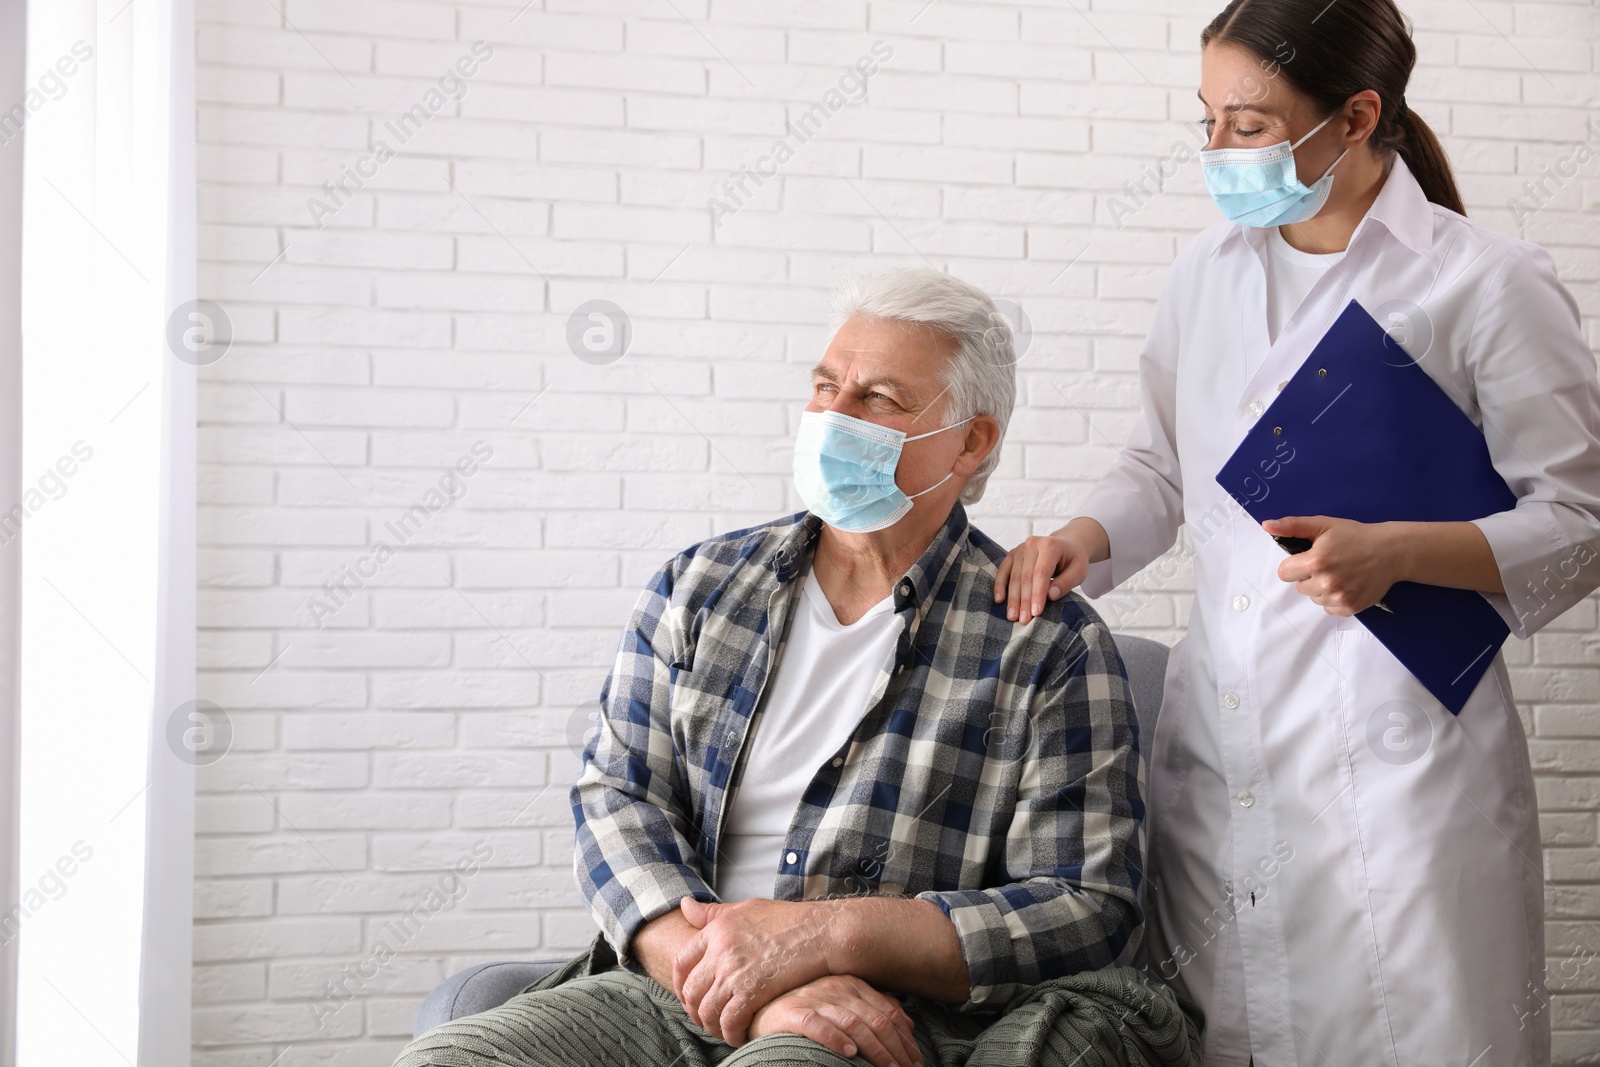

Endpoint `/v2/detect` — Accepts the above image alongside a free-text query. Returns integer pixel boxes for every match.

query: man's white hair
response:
[828,266,1017,505]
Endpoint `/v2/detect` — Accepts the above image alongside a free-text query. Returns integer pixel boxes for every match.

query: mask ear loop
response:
[905,471,955,501]
[1290,112,1336,151]
[1315,146,1350,183]
[902,415,976,443]
[900,416,977,500]
[1291,113,1350,184]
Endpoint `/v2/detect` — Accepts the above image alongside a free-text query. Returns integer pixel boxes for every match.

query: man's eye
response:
[1237,127,1265,137]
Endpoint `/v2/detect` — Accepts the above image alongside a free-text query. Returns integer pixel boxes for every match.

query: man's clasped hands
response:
[645,895,928,1067]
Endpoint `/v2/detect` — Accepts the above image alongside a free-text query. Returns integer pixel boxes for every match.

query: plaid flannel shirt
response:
[570,504,1146,1013]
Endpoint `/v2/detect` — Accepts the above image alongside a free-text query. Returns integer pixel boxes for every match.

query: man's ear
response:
[953,415,1002,477]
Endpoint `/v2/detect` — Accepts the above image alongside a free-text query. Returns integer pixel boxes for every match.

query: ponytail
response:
[1203,0,1468,217]
[1392,107,1466,217]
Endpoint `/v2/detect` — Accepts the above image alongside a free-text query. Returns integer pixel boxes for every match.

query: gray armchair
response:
[413,631,1171,1037]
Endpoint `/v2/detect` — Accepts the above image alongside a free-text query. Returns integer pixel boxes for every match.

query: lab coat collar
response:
[1208,152,1435,263]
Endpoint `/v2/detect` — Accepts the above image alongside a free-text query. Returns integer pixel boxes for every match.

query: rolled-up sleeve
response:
[571,562,717,970]
[1078,250,1187,599]
[1463,243,1600,639]
[915,618,1146,1013]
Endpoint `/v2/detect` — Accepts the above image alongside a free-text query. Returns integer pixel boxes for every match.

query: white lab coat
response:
[1076,155,1600,1066]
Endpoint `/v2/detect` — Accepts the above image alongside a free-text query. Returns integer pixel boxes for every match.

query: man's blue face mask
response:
[792,409,972,533]
[1200,113,1350,228]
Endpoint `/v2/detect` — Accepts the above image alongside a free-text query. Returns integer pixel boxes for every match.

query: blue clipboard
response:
[1214,299,1517,714]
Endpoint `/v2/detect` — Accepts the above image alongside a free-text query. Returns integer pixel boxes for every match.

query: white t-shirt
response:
[713,568,901,903]
[1265,225,1346,344]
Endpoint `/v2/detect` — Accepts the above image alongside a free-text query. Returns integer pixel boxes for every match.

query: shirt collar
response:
[770,512,825,584]
[770,504,971,613]
[1208,151,1435,263]
[890,503,969,614]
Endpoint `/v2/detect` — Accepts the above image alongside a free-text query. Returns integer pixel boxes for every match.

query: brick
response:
[628,19,786,62]
[545,53,704,95]
[283,0,454,39]
[283,386,455,428]
[193,961,269,1004]
[275,793,453,831]
[282,711,455,749]
[197,28,372,74]
[199,105,368,150]
[368,830,542,869]
[194,836,369,880]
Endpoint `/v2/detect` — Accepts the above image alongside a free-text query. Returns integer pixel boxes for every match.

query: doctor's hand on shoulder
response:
[1264,514,1405,616]
[994,516,1111,623]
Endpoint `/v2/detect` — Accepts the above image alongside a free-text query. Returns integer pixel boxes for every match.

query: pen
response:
[1270,535,1395,614]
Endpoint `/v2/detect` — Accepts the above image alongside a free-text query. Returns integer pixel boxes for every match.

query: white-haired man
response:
[396,268,1200,1067]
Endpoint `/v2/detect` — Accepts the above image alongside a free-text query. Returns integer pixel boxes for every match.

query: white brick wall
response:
[192,1,1600,1062]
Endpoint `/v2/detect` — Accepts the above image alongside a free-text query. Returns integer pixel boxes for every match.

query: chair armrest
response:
[414,959,571,1037]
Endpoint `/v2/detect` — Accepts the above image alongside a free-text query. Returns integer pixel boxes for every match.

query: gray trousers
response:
[394,965,952,1067]
[393,959,1202,1067]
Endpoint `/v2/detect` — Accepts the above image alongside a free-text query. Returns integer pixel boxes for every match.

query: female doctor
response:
[995,0,1600,1064]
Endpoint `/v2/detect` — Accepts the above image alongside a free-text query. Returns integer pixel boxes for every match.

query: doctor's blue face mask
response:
[793,408,973,533]
[1200,113,1351,228]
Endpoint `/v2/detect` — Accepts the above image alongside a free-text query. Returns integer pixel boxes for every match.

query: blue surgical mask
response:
[1200,114,1350,228]
[792,409,972,533]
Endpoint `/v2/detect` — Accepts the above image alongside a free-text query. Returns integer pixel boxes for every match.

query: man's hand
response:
[748,974,923,1067]
[674,896,843,1045]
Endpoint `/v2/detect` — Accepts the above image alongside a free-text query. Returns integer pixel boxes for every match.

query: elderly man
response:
[395,268,1200,1067]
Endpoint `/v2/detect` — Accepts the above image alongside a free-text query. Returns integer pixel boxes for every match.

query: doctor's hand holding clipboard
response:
[993,1,1600,1065]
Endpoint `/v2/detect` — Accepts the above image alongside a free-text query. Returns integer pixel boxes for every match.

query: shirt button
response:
[1232,594,1250,612]
[895,663,905,675]
[785,851,799,865]
[1223,691,1240,709]
[1277,380,1287,392]
[1224,880,1234,895]
[831,756,843,767]
[1237,790,1255,808]
[898,581,912,597]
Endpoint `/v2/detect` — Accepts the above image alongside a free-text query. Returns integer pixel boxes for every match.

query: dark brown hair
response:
[1202,0,1466,216]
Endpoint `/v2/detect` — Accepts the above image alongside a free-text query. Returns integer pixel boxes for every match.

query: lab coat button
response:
[1224,880,1234,894]
[1223,691,1240,709]
[1277,380,1287,391]
[1237,790,1255,808]
[1232,594,1250,611]
[1247,400,1264,417]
